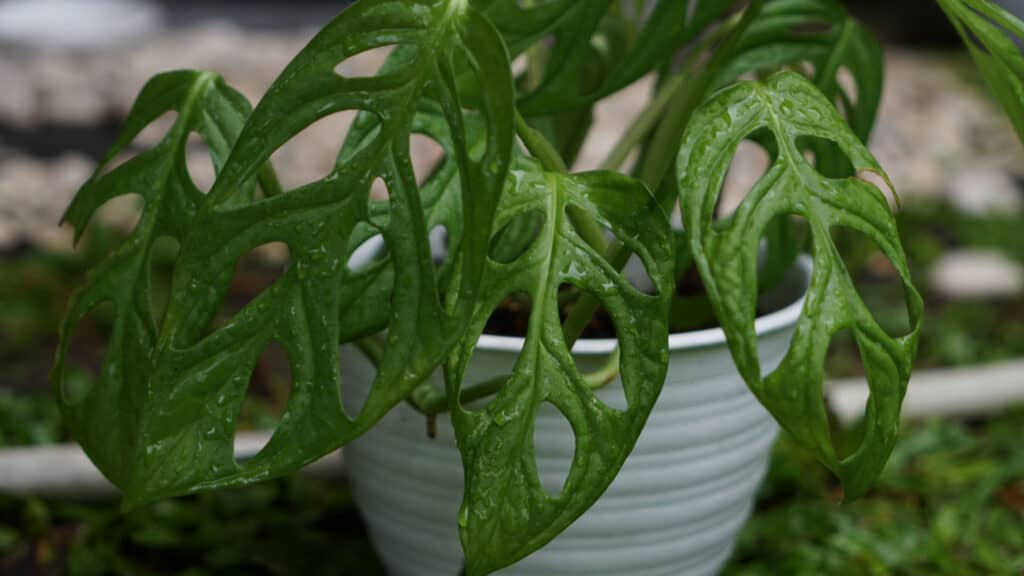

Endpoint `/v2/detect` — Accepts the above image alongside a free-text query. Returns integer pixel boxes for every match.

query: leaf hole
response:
[489,209,546,264]
[757,214,810,313]
[340,339,381,420]
[370,175,389,202]
[347,233,387,274]
[235,341,292,462]
[566,204,659,295]
[830,226,913,338]
[794,135,855,179]
[238,342,292,455]
[533,401,576,497]
[333,44,397,79]
[482,292,534,339]
[149,235,180,326]
[59,301,116,405]
[856,169,897,208]
[429,225,450,267]
[184,131,216,193]
[511,53,529,79]
[825,328,870,462]
[463,292,536,415]
[91,193,145,243]
[410,133,446,187]
[98,111,179,176]
[211,242,290,332]
[837,66,859,107]
[826,327,863,381]
[558,283,618,340]
[338,110,385,167]
[715,129,777,225]
[269,109,361,191]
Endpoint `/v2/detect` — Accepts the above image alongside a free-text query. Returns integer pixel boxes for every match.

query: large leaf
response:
[447,165,674,575]
[678,71,923,499]
[54,0,515,507]
[53,71,257,489]
[936,0,1024,145]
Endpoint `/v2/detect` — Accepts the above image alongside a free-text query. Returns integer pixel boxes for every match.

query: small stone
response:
[0,153,95,250]
[930,249,1024,300]
[0,0,164,50]
[948,168,1023,216]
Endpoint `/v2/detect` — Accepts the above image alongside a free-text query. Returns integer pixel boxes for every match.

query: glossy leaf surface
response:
[55,70,255,489]
[447,165,674,575]
[679,72,923,499]
[717,0,882,176]
[720,0,882,138]
[54,0,515,507]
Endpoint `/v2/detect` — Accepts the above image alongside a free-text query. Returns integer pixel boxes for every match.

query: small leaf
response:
[678,71,923,499]
[937,0,1024,145]
[447,163,674,575]
[717,0,883,170]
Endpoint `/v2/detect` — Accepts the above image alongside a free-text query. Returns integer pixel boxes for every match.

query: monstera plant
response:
[52,0,1024,573]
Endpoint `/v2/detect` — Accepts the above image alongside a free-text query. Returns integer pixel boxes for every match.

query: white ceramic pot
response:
[340,258,811,576]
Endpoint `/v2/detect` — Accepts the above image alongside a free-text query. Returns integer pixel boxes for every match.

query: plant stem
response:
[600,74,685,172]
[354,336,384,365]
[258,162,284,197]
[515,109,568,173]
[583,348,621,389]
[563,1,765,349]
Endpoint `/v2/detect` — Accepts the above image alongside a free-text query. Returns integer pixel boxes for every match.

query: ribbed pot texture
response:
[340,260,810,576]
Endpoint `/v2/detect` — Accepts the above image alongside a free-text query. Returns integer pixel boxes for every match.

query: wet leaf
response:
[447,164,674,575]
[678,71,923,499]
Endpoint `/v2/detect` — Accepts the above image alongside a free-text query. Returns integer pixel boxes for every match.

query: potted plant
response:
[50,0,1024,574]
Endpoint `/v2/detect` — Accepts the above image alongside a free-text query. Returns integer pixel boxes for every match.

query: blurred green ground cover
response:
[0,196,1021,574]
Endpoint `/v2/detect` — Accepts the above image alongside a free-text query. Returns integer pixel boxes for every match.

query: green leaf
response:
[717,0,883,174]
[936,0,1024,145]
[54,0,515,507]
[479,0,576,56]
[53,70,256,488]
[447,165,674,575]
[510,0,734,115]
[678,71,923,499]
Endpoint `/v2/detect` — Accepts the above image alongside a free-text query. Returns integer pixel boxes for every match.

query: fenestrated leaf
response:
[334,101,486,342]
[678,71,923,499]
[716,0,883,173]
[447,164,674,575]
[55,0,515,507]
[53,70,257,489]
[937,0,1024,145]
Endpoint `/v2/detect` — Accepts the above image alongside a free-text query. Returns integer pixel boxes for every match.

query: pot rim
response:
[477,255,812,356]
